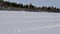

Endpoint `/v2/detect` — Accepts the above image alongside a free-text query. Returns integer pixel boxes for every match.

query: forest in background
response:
[0,1,60,13]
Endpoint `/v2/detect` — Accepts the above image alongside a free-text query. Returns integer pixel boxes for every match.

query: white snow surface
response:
[0,11,60,34]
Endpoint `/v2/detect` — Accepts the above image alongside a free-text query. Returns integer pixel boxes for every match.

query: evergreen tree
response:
[24,4,28,8]
[29,4,35,8]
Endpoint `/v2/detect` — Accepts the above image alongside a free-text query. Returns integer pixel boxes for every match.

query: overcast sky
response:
[4,0,60,8]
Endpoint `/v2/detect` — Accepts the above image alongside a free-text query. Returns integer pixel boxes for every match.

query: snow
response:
[0,11,60,34]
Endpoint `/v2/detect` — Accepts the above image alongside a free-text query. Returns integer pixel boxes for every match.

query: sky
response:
[4,0,60,8]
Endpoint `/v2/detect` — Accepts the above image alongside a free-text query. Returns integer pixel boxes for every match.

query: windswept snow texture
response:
[0,11,60,34]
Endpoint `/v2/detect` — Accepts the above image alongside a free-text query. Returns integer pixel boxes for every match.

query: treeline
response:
[0,1,35,8]
[0,1,60,13]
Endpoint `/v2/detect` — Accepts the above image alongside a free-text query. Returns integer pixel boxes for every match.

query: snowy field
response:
[0,11,60,34]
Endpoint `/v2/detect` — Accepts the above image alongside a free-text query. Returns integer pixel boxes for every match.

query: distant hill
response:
[0,1,60,13]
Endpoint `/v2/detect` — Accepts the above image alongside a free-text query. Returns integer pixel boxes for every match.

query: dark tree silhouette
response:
[29,4,35,8]
[47,7,51,10]
[17,4,23,8]
[23,4,28,8]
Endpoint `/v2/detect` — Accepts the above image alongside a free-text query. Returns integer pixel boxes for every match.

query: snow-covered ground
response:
[0,11,60,34]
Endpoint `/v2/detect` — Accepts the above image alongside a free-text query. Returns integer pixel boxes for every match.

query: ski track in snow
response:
[0,25,60,34]
[23,24,60,31]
